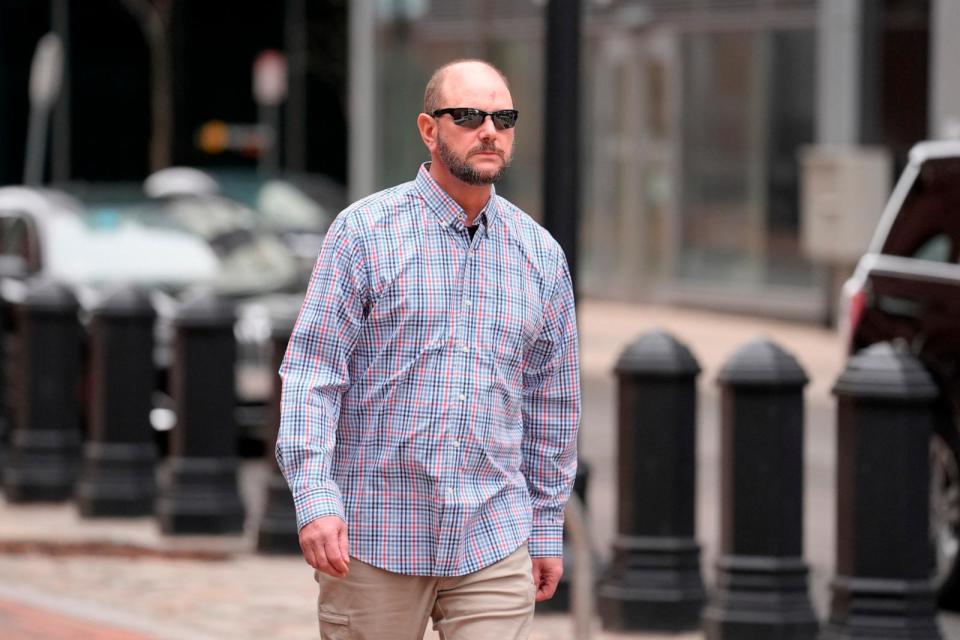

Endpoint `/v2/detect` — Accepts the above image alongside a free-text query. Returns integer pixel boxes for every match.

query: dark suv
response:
[840,140,960,608]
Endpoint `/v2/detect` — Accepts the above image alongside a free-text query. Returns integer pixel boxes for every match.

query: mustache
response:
[467,143,504,159]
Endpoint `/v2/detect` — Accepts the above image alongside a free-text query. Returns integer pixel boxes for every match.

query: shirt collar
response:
[414,163,499,232]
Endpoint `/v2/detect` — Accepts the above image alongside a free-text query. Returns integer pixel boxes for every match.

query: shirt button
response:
[462,345,470,353]
[458,393,466,402]
[446,487,455,496]
[451,439,460,448]
[463,298,472,307]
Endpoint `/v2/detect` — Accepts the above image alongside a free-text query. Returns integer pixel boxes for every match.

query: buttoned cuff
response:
[292,482,345,530]
[528,521,564,557]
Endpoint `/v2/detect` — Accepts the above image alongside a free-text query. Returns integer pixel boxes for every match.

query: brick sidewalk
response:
[0,597,155,640]
[0,521,701,640]
[2,298,958,637]
[0,298,842,639]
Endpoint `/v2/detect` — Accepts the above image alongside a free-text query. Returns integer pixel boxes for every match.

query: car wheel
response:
[932,428,960,610]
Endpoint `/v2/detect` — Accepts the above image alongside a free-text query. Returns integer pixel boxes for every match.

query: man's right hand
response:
[299,515,350,578]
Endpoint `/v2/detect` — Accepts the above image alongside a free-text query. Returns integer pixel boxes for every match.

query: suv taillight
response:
[842,287,867,353]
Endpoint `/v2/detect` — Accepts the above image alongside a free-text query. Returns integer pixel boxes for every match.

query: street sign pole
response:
[539,0,585,614]
[24,33,63,185]
[253,50,288,177]
[543,0,581,291]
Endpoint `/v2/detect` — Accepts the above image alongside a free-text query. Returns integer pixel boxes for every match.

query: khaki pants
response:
[315,544,535,640]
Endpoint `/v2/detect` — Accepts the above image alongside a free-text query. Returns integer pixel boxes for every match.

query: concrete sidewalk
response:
[0,298,952,639]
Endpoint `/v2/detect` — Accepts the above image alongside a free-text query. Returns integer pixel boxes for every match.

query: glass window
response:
[912,234,951,262]
[676,28,816,287]
[0,216,37,268]
[881,156,960,263]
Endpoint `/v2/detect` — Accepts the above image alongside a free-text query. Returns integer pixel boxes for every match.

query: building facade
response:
[3,0,957,320]
[362,0,949,321]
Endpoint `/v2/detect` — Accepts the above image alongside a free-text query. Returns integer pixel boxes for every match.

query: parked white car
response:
[0,184,305,449]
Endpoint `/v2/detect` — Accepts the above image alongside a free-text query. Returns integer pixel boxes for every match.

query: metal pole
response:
[539,0,586,614]
[542,0,581,290]
[349,0,377,201]
[259,103,281,177]
[50,0,71,183]
[23,109,49,186]
[23,33,64,186]
[285,0,307,172]
[565,493,594,640]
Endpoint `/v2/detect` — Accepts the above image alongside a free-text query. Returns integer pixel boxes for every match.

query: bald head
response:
[423,59,512,114]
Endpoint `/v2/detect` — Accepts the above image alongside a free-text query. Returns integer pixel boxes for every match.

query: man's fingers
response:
[531,558,563,602]
[300,539,318,570]
[535,572,560,602]
[314,548,337,577]
[298,516,350,578]
[324,536,349,576]
[338,525,350,560]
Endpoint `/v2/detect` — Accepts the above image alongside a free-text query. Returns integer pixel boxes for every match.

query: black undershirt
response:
[467,225,479,241]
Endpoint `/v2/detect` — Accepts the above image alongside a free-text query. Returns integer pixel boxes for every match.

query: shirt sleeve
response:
[276,216,368,530]
[521,255,581,557]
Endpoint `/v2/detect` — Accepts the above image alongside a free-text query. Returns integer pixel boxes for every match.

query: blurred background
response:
[1,0,956,319]
[2,1,960,639]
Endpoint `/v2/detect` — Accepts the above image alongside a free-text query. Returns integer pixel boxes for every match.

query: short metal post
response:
[2,280,82,502]
[0,301,7,473]
[156,292,245,534]
[821,343,943,639]
[76,286,157,517]
[256,313,299,554]
[598,330,706,631]
[704,339,818,640]
[566,492,594,640]
[0,257,25,472]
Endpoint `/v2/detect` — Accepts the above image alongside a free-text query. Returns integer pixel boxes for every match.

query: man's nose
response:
[477,115,498,138]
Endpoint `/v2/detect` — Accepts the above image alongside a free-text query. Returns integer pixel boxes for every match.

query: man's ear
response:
[417,112,438,153]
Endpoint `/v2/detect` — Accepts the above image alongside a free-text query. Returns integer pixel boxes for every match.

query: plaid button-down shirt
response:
[277,164,580,576]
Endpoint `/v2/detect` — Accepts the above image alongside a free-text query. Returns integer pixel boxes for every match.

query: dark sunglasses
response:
[431,107,519,130]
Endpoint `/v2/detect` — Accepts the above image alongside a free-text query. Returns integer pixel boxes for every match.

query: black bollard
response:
[2,280,83,502]
[703,339,818,640]
[256,312,300,554]
[0,295,12,474]
[597,330,706,631]
[820,343,942,639]
[156,291,245,534]
[0,256,27,473]
[76,286,157,517]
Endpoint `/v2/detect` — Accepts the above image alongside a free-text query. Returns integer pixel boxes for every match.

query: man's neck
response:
[429,161,491,226]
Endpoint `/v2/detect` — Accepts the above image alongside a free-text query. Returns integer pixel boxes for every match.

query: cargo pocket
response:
[318,609,351,640]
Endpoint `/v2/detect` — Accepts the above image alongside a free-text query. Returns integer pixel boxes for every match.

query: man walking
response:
[277,59,581,639]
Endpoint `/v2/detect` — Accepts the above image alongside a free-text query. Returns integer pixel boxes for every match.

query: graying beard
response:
[438,138,507,185]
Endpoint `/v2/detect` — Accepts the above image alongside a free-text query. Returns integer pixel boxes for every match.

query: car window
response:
[912,233,952,262]
[45,213,221,289]
[257,181,331,229]
[142,197,300,294]
[0,215,39,269]
[881,156,960,264]
[0,218,25,258]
